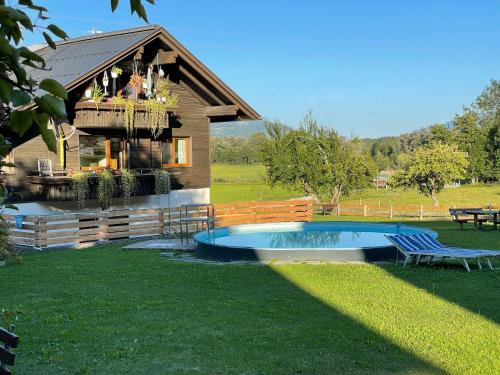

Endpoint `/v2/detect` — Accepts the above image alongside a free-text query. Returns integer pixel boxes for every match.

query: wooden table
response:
[462,209,499,228]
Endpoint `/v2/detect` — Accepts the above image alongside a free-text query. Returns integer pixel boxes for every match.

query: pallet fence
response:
[4,199,313,249]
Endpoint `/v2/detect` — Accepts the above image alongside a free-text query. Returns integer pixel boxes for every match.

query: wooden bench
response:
[0,327,19,375]
[449,209,473,230]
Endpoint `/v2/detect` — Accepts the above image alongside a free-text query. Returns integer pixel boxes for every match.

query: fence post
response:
[389,205,393,220]
[34,217,47,249]
[363,204,368,217]
[159,209,165,235]
[337,203,341,216]
[419,205,424,221]
[99,213,109,241]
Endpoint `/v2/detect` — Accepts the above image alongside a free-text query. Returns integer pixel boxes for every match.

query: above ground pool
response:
[194,221,437,262]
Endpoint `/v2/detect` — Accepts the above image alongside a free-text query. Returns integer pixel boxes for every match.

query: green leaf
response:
[39,79,68,100]
[42,32,56,49]
[47,24,68,40]
[111,0,119,12]
[0,79,13,102]
[0,38,11,55]
[33,111,49,128]
[18,46,44,63]
[130,0,148,22]
[38,121,57,153]
[34,94,66,119]
[11,90,31,106]
[10,110,33,137]
[17,9,33,31]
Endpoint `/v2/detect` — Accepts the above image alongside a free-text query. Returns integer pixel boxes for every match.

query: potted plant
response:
[71,171,90,208]
[120,169,138,204]
[97,169,116,210]
[111,66,122,78]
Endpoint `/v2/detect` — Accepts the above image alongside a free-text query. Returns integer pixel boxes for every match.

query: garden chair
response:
[37,159,53,177]
[385,234,499,272]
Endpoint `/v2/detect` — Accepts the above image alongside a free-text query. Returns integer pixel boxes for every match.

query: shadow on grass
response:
[0,246,448,374]
[316,216,500,324]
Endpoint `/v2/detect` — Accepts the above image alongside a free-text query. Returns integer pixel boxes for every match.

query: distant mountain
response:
[211,120,292,138]
[211,120,266,138]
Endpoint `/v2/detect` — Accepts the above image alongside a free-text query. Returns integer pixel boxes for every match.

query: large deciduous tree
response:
[389,142,468,207]
[262,112,377,205]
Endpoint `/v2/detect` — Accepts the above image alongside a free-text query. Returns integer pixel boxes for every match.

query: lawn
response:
[1,221,499,374]
[210,164,500,207]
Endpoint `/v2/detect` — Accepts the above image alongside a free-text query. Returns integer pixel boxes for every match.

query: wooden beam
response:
[154,50,178,64]
[178,65,224,105]
[203,105,238,117]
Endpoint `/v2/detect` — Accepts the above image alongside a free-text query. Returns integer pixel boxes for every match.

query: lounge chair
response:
[386,234,500,272]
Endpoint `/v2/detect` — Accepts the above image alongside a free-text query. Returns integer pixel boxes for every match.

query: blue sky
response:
[24,0,500,137]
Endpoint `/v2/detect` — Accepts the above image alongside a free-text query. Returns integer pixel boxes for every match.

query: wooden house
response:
[4,25,259,212]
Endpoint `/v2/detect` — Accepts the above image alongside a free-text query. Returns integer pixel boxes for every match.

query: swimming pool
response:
[194,221,437,262]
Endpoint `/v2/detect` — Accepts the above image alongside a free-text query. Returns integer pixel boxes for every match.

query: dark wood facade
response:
[5,25,259,203]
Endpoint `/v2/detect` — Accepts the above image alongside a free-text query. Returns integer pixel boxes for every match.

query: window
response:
[79,136,121,170]
[162,137,191,167]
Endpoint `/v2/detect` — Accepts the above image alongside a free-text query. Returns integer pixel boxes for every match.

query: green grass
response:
[210,164,302,204]
[211,164,500,207]
[1,221,499,374]
[211,183,302,204]
[340,184,500,208]
[211,164,266,183]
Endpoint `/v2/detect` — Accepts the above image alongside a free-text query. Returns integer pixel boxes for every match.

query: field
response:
[1,219,499,374]
[211,164,500,207]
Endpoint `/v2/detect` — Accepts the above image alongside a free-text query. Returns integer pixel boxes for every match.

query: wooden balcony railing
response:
[73,102,178,129]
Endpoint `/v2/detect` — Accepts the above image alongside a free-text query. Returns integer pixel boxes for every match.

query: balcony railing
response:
[73,102,178,129]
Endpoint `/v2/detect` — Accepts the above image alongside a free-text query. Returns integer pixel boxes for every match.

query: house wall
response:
[6,81,211,203]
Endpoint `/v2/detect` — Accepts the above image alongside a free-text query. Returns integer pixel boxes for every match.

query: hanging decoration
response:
[146,63,153,98]
[102,70,109,96]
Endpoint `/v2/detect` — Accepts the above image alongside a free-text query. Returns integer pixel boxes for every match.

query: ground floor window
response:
[162,137,191,167]
[79,136,121,170]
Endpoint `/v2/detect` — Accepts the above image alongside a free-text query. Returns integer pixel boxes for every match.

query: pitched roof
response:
[27,25,159,91]
[26,25,260,120]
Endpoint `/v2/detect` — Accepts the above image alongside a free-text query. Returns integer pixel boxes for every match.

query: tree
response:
[389,143,468,207]
[452,111,489,183]
[428,123,452,144]
[473,79,500,120]
[262,112,377,205]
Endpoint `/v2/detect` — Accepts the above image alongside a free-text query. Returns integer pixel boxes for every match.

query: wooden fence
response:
[316,203,499,220]
[4,199,313,249]
[215,199,313,227]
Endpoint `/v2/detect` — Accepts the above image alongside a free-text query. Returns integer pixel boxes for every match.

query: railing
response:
[4,199,313,248]
[316,203,499,220]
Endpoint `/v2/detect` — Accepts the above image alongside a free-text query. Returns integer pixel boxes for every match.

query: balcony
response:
[26,169,162,201]
[73,102,178,130]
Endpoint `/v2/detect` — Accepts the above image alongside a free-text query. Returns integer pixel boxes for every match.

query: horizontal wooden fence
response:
[4,199,313,249]
[215,199,313,227]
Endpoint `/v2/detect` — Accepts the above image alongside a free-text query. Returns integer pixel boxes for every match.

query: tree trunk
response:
[431,189,439,207]
[330,186,342,206]
[302,181,320,203]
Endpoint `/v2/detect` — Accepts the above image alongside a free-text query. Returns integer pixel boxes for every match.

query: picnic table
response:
[462,209,499,228]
